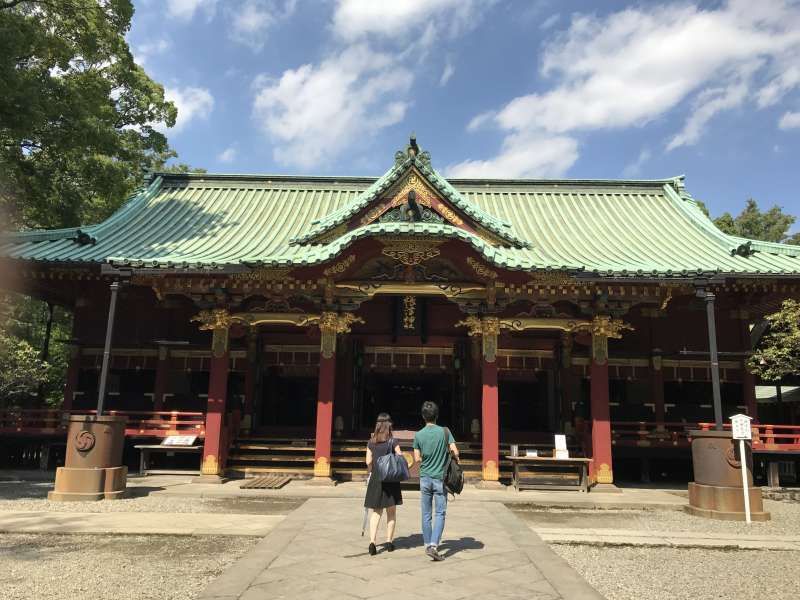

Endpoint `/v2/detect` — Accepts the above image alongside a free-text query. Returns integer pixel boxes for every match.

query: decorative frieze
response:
[380,238,442,266]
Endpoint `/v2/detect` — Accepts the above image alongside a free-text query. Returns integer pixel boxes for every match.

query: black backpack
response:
[442,427,464,496]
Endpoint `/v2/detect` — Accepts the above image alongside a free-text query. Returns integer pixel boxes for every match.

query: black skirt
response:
[364,472,403,509]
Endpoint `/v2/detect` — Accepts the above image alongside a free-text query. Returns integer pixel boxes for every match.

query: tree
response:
[0,0,177,230]
[714,199,799,245]
[748,300,800,381]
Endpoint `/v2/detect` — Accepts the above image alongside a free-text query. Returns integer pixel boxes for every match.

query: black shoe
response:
[368,543,377,556]
[386,542,395,552]
[426,546,444,561]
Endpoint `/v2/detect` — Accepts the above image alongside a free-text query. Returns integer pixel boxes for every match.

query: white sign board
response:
[731,414,753,440]
[729,414,753,524]
[161,435,197,447]
[554,434,569,459]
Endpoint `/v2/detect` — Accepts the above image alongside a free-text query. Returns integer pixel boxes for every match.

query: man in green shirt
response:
[413,401,459,561]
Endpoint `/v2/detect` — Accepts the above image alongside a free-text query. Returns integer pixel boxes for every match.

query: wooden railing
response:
[0,409,206,439]
[613,421,800,452]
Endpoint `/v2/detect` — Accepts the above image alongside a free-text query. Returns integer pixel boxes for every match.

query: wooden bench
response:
[135,444,203,476]
[506,456,591,493]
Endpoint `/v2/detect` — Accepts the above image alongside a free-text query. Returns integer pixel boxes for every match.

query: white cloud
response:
[446,132,578,179]
[332,0,486,41]
[166,0,217,21]
[460,0,800,178]
[779,111,800,129]
[439,58,455,87]
[540,13,560,30]
[758,65,800,107]
[217,146,238,163]
[133,38,171,67]
[160,87,215,133]
[666,77,750,150]
[252,45,412,169]
[228,0,297,51]
[621,147,652,178]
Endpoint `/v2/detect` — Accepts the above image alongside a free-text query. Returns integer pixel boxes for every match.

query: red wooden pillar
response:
[481,357,500,482]
[201,351,229,477]
[314,353,336,478]
[193,310,232,480]
[312,312,361,481]
[589,316,627,485]
[153,346,169,411]
[62,345,81,411]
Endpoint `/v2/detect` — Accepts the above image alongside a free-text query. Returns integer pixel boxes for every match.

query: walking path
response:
[198,498,605,600]
[0,510,282,536]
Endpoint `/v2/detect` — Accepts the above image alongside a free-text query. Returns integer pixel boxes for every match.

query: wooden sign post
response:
[730,414,753,524]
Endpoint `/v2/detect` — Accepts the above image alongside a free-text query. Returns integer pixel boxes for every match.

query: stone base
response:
[687,482,770,521]
[192,474,227,484]
[590,483,623,494]
[307,476,337,486]
[48,466,128,502]
[475,480,505,490]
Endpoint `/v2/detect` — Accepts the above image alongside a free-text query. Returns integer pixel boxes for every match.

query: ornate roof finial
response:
[408,132,419,157]
[394,134,431,167]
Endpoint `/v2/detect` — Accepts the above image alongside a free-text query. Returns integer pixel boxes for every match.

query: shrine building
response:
[2,137,800,485]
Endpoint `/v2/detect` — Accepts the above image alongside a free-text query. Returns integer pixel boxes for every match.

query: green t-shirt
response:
[413,424,455,480]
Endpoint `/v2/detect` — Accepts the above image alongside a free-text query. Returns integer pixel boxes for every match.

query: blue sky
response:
[130,0,800,227]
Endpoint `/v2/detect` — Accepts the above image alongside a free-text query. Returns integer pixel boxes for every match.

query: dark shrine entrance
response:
[360,372,455,432]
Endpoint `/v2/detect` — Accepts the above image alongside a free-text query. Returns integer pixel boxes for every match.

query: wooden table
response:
[135,445,202,476]
[506,456,591,492]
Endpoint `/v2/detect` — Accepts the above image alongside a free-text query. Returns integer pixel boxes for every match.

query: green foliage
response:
[713,199,798,245]
[0,293,72,406]
[749,300,800,381]
[0,0,178,229]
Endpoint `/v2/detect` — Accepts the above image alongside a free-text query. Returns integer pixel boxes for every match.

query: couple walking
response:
[364,400,459,562]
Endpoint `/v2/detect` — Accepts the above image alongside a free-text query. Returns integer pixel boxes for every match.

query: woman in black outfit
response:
[364,412,404,555]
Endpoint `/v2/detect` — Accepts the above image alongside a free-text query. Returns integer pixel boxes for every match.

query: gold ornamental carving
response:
[526,271,575,286]
[191,309,233,358]
[317,311,364,359]
[313,456,331,478]
[435,201,464,227]
[232,267,293,283]
[201,454,219,476]
[482,460,500,482]
[589,315,633,365]
[403,296,417,329]
[381,238,442,266]
[596,462,613,484]
[323,254,356,277]
[466,257,498,280]
[456,316,501,363]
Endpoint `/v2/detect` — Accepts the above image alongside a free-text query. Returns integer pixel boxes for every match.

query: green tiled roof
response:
[1,169,799,278]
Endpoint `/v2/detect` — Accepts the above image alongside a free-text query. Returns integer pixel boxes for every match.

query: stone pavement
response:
[135,475,686,510]
[532,527,800,550]
[198,498,605,600]
[0,510,282,536]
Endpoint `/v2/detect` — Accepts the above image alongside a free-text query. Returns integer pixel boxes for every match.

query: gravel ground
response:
[0,533,258,600]
[0,481,304,514]
[511,499,800,536]
[553,544,800,600]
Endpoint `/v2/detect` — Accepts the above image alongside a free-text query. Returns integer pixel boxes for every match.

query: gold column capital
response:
[589,315,633,365]
[192,309,233,358]
[456,316,501,362]
[316,311,364,359]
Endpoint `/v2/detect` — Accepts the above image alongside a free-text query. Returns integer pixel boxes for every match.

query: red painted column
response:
[590,352,614,484]
[62,345,81,411]
[481,358,500,482]
[314,353,336,478]
[201,352,229,477]
[153,346,169,411]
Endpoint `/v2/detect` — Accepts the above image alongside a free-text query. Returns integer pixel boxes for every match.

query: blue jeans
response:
[420,475,447,547]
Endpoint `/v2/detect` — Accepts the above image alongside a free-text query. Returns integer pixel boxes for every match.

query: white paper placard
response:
[730,414,752,440]
[161,435,197,446]
[554,434,568,450]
